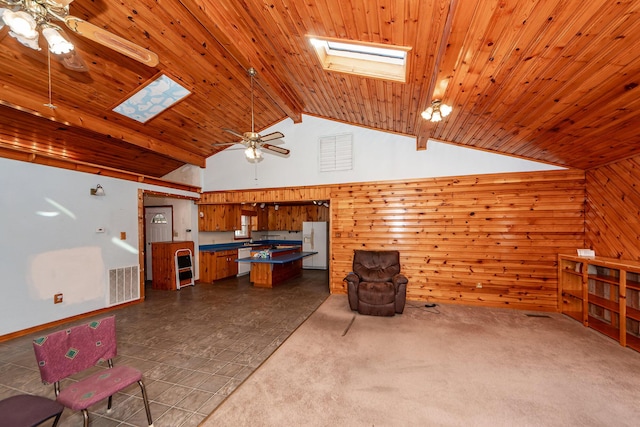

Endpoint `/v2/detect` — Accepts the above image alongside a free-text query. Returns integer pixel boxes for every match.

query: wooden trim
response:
[138,189,146,301]
[0,300,142,343]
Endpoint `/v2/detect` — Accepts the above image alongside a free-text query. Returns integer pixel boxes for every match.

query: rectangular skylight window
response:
[113,74,191,123]
[325,41,406,64]
[308,36,410,82]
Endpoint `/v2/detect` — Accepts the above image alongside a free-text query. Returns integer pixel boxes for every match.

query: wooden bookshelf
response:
[558,254,640,352]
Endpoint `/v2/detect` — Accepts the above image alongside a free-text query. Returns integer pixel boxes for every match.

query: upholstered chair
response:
[344,250,408,316]
[32,316,153,427]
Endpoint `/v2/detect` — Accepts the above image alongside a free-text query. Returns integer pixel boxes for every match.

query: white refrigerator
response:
[302,221,328,269]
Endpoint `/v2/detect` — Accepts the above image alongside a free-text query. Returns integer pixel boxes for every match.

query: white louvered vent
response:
[319,133,353,172]
[108,266,139,306]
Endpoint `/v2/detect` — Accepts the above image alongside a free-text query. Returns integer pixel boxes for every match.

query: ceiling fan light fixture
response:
[2,10,38,39]
[421,100,452,122]
[42,25,74,54]
[245,147,262,162]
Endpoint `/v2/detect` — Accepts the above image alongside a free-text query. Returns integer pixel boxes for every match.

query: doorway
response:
[144,206,173,281]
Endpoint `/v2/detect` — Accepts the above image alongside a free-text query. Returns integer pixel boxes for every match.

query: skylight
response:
[113,74,191,123]
[308,36,410,82]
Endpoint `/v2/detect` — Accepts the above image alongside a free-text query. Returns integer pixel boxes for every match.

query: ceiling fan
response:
[0,0,159,72]
[217,67,290,163]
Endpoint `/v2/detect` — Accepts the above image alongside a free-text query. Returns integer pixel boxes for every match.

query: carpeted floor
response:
[202,295,640,427]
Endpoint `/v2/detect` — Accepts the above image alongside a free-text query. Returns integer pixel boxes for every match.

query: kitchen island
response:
[237,246,318,288]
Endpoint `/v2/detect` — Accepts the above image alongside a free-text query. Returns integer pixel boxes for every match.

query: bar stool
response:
[0,394,64,427]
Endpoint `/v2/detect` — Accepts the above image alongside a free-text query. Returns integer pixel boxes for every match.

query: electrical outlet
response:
[54,293,63,304]
[120,231,126,240]
[476,282,483,288]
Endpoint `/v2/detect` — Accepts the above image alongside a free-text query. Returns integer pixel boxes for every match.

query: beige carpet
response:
[202,295,640,426]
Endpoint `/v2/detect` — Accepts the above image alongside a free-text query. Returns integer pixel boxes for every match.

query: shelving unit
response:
[558,254,640,352]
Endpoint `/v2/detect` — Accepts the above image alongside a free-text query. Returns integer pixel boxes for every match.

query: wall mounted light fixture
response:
[90,184,105,196]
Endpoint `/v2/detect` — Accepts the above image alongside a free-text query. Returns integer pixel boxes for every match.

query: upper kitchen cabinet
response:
[256,204,330,231]
[198,205,241,231]
[257,206,270,231]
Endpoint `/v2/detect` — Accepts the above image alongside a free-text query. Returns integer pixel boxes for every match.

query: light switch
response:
[120,232,126,240]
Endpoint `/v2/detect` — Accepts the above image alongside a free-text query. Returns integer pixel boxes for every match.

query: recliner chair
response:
[344,250,408,316]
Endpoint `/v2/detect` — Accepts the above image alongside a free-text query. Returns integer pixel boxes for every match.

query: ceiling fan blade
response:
[262,143,290,155]
[260,131,285,142]
[222,128,246,139]
[63,16,159,67]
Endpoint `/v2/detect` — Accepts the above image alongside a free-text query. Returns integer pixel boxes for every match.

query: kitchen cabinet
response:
[199,251,216,283]
[254,204,330,231]
[199,249,238,282]
[198,205,241,231]
[257,207,270,230]
[216,249,238,280]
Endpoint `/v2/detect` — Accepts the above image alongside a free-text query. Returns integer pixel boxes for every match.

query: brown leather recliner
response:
[344,250,408,316]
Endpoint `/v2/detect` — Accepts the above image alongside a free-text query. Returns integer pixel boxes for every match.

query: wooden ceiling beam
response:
[179,0,304,124]
[0,145,201,193]
[415,0,461,150]
[0,83,206,167]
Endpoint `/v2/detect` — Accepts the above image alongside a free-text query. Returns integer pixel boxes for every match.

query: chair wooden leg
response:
[138,380,154,426]
[82,409,89,427]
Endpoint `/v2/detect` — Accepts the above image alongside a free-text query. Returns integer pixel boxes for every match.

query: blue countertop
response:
[199,240,302,253]
[236,251,318,264]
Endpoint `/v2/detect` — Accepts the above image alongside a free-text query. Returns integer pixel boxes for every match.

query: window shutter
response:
[319,133,353,172]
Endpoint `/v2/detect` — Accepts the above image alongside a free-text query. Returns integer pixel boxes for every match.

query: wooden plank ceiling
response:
[0,0,639,178]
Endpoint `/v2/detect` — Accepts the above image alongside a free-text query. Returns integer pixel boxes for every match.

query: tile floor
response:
[0,270,329,426]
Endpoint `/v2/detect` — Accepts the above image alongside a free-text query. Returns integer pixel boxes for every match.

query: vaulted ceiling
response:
[1,0,639,180]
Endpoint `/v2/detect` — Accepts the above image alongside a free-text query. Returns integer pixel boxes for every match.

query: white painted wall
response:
[0,158,199,336]
[203,115,563,191]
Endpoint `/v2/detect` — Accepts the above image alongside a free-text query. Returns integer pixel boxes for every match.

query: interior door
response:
[144,206,173,280]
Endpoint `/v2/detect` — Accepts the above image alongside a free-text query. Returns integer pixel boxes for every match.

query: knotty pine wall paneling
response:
[585,156,640,261]
[331,170,586,311]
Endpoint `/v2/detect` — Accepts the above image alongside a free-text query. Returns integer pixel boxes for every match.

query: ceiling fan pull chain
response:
[44,48,56,109]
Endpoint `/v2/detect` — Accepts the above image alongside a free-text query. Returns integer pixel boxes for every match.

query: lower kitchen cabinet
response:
[199,249,238,283]
[215,250,238,280]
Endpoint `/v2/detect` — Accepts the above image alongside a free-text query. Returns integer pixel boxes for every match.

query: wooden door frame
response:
[137,189,198,300]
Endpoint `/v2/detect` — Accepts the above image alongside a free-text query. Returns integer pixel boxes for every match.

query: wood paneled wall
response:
[201,169,585,311]
[586,156,640,261]
[330,170,585,311]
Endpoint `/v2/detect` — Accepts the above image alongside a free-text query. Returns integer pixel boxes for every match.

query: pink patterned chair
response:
[32,316,153,427]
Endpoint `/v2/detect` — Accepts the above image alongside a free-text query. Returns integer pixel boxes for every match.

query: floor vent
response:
[108,266,140,306]
[525,313,551,318]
